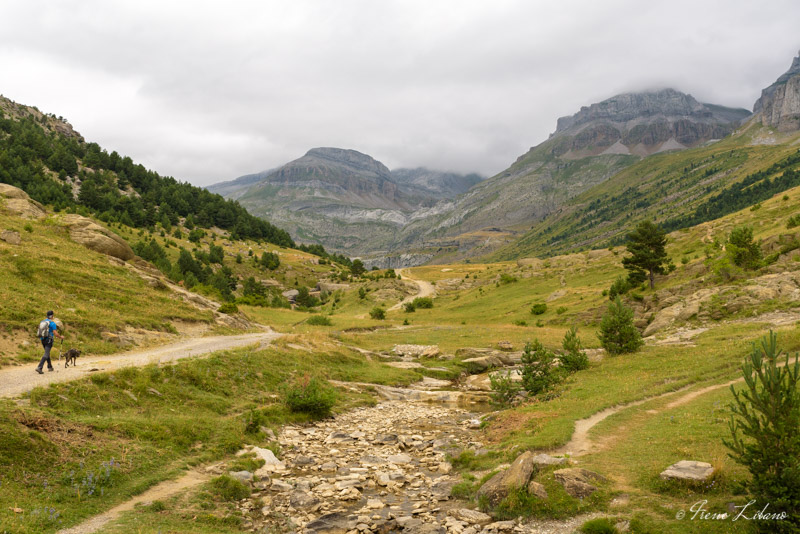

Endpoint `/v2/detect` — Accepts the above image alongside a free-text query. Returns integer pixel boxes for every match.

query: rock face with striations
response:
[61,214,135,261]
[754,51,800,132]
[552,88,751,157]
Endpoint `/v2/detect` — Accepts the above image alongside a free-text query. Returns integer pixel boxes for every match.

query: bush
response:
[725,331,800,532]
[608,276,630,299]
[580,517,620,534]
[489,370,522,406]
[369,307,386,320]
[217,302,238,314]
[306,315,332,326]
[560,327,589,372]
[787,214,800,229]
[597,297,642,355]
[411,297,433,309]
[403,302,416,313]
[499,273,517,284]
[530,303,547,315]
[209,475,251,501]
[283,375,337,418]
[556,306,568,315]
[727,225,762,270]
[520,340,563,395]
[358,287,367,300]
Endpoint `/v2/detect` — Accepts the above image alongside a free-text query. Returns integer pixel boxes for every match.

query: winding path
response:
[0,331,282,398]
[389,268,436,311]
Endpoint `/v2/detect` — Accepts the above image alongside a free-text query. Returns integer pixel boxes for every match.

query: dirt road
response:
[389,268,436,311]
[0,331,282,398]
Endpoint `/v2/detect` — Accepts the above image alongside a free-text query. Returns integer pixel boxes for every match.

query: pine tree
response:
[725,331,800,533]
[597,297,642,355]
[622,220,668,289]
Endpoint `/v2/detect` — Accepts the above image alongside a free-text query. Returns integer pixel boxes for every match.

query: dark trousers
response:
[37,338,54,371]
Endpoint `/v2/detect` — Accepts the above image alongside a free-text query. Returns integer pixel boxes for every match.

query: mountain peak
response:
[554,88,741,134]
[304,147,392,178]
[548,88,750,158]
[753,51,800,131]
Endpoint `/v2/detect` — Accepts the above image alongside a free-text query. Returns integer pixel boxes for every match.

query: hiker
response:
[36,310,64,374]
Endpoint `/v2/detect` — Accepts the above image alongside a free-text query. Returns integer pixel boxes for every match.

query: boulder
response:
[392,344,440,358]
[1,230,21,245]
[660,460,714,482]
[61,214,134,260]
[553,468,606,498]
[229,470,253,483]
[496,340,514,351]
[476,451,538,504]
[0,184,46,219]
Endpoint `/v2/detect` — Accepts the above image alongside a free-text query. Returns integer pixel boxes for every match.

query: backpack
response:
[37,319,51,340]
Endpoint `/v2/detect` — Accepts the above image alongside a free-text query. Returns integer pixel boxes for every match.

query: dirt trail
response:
[389,268,436,311]
[0,331,281,398]
[555,376,743,457]
[57,470,208,534]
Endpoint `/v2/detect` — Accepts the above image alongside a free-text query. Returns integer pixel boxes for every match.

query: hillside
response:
[0,95,293,247]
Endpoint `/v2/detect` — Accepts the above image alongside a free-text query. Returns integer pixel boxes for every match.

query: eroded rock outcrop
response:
[60,214,135,260]
[0,184,46,219]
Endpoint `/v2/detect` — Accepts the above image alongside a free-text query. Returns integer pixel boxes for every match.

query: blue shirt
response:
[47,319,57,337]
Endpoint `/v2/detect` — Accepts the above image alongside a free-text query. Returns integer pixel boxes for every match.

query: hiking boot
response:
[35,368,43,374]
[48,368,55,372]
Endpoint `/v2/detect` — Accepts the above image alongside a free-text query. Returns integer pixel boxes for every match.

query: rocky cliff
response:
[754,52,800,132]
[550,88,750,157]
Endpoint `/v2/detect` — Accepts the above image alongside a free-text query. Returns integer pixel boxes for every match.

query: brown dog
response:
[64,349,81,368]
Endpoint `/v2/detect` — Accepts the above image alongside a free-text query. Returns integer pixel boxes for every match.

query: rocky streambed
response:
[223,398,518,533]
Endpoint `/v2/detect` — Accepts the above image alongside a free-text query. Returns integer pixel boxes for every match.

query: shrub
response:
[209,475,251,501]
[403,302,416,313]
[530,303,547,315]
[217,302,238,314]
[608,276,630,299]
[512,319,527,327]
[306,315,332,326]
[520,340,563,395]
[358,287,367,300]
[727,225,762,270]
[597,297,642,355]
[369,307,386,320]
[560,327,589,372]
[499,273,517,284]
[556,306,567,315]
[283,375,337,418]
[725,331,800,532]
[23,223,33,233]
[580,517,620,534]
[489,370,521,406]
[787,214,800,229]
[412,297,433,309]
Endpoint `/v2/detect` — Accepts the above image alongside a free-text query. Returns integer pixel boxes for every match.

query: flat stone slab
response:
[660,460,715,482]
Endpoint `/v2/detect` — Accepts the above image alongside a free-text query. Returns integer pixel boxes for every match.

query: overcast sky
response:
[1,1,798,186]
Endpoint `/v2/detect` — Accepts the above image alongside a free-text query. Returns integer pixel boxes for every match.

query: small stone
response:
[388,453,412,465]
[270,480,293,492]
[448,508,492,525]
[366,498,385,509]
[527,481,548,500]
